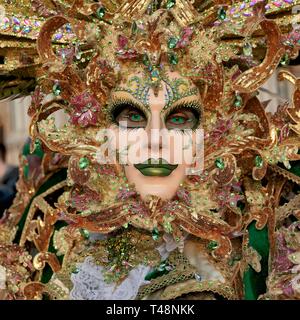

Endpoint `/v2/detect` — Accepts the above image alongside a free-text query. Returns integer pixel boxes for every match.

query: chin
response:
[137,181,179,201]
[124,165,187,201]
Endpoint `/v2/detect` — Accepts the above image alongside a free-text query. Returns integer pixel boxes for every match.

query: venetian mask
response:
[107,66,202,201]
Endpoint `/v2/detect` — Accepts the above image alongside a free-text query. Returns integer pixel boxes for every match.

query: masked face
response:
[108,68,202,201]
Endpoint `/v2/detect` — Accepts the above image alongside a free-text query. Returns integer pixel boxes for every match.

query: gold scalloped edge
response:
[159,279,237,300]
[270,165,300,185]
[137,270,196,300]
[137,250,197,299]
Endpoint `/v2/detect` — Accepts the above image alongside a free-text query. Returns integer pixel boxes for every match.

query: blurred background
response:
[0,95,68,165]
[0,95,31,165]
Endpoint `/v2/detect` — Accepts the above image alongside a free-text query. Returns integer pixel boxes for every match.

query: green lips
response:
[134,158,178,177]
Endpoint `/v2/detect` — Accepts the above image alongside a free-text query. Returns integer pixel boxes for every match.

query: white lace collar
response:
[70,256,150,300]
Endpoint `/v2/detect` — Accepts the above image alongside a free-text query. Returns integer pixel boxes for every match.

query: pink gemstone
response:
[118,35,128,49]
[273,1,283,7]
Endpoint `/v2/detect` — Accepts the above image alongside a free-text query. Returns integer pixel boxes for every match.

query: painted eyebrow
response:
[108,95,150,121]
[161,98,202,118]
[110,91,146,108]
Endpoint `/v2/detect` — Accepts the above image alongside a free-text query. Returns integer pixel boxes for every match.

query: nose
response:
[146,109,164,154]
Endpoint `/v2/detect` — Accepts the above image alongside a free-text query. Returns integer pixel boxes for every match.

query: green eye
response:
[165,106,200,130]
[130,113,143,121]
[170,116,185,124]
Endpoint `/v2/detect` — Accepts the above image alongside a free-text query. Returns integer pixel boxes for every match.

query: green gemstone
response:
[145,269,159,281]
[255,155,264,168]
[157,262,167,272]
[80,229,90,239]
[152,227,160,241]
[243,42,252,57]
[280,53,290,66]
[145,263,169,281]
[132,21,138,34]
[142,54,150,66]
[52,82,61,96]
[166,0,176,9]
[71,267,79,274]
[168,37,178,49]
[79,157,89,169]
[34,138,41,149]
[215,158,225,170]
[96,7,106,19]
[169,53,178,65]
[207,240,218,250]
[234,94,243,108]
[218,7,226,20]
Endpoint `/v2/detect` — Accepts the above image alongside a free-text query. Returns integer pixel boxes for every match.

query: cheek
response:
[162,132,197,165]
[184,132,197,165]
[111,127,154,165]
[109,126,199,169]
